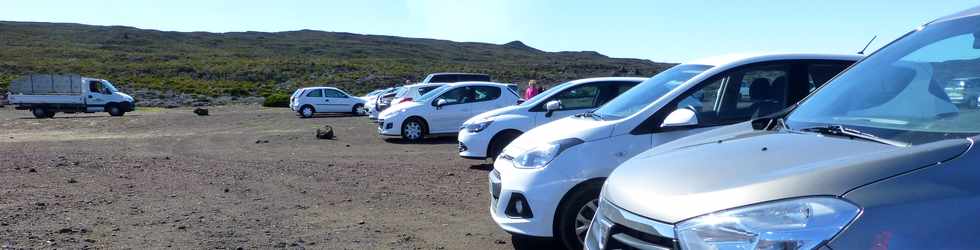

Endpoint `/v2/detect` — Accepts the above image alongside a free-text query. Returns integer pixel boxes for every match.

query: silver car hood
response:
[605,130,971,223]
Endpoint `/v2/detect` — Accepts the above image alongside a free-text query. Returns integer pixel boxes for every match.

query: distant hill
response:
[0,21,673,103]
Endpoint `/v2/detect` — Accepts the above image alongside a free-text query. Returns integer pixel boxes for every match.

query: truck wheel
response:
[32,107,50,119]
[555,181,602,250]
[108,105,125,117]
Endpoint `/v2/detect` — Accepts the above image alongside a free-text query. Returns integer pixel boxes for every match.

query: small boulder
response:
[316,125,334,139]
[193,108,209,116]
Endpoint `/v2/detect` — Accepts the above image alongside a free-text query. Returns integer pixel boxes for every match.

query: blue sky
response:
[3,0,977,63]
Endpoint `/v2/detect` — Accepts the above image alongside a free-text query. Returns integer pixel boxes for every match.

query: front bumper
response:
[489,155,579,237]
[458,129,490,159]
[377,118,401,136]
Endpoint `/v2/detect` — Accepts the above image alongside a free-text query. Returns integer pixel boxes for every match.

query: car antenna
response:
[857,35,877,55]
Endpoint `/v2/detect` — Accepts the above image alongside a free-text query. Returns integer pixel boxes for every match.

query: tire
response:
[108,104,125,117]
[555,181,602,250]
[299,105,315,118]
[487,131,522,163]
[32,107,50,119]
[401,117,427,142]
[351,104,364,115]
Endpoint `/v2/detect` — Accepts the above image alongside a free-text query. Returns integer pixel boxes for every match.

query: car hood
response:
[605,130,972,223]
[466,105,524,124]
[505,116,615,152]
[379,102,422,117]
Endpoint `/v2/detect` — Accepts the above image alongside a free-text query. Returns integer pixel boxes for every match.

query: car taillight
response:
[399,98,413,104]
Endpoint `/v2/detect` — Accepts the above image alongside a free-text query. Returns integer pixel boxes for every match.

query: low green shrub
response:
[262,93,290,107]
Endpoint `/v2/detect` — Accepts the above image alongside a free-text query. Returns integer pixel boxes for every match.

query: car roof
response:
[564,77,649,84]
[403,83,447,88]
[930,5,980,25]
[428,72,490,76]
[686,52,863,67]
[442,81,511,88]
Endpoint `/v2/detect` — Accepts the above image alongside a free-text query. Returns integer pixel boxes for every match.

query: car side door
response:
[303,89,327,112]
[429,87,470,133]
[531,83,602,126]
[323,89,352,112]
[641,61,800,148]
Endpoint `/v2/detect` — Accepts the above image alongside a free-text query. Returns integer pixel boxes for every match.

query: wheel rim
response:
[405,122,422,140]
[302,107,313,117]
[574,198,599,244]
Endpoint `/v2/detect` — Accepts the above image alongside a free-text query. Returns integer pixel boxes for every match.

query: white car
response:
[489,53,861,249]
[378,82,521,142]
[390,83,446,106]
[457,77,645,161]
[289,87,366,118]
[367,87,400,120]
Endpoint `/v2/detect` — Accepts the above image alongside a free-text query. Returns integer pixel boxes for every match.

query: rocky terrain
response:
[0,105,560,249]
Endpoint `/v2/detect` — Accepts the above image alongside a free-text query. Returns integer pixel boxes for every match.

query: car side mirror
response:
[660,108,698,128]
[544,100,561,117]
[545,100,561,111]
[435,99,448,108]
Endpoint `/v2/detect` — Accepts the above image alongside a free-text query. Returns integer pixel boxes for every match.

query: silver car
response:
[587,6,980,250]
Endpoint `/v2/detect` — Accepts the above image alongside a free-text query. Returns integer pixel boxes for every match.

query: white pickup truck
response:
[7,74,135,118]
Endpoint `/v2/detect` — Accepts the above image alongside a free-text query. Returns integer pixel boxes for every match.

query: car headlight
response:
[511,138,584,169]
[676,197,860,250]
[465,119,493,133]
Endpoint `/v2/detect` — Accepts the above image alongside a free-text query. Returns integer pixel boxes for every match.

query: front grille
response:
[606,225,677,250]
[458,142,468,152]
[598,199,677,250]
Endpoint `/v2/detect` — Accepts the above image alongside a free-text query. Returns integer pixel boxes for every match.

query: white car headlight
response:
[511,138,584,169]
[676,197,860,250]
[464,119,494,133]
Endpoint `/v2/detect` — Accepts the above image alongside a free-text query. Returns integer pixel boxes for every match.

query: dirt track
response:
[0,105,560,249]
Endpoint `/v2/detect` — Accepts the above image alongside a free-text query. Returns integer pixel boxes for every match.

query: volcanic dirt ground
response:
[0,105,561,249]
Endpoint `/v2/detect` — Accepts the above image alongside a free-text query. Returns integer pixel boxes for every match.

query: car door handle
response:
[324,99,330,102]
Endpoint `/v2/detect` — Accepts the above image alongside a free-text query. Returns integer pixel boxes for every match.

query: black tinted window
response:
[323,89,346,98]
[306,89,323,97]
[469,86,501,103]
[456,75,491,82]
[429,75,456,83]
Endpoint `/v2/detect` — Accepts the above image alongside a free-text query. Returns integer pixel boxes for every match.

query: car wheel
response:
[555,181,602,250]
[108,105,124,117]
[300,105,315,118]
[401,118,426,142]
[487,131,522,163]
[352,104,364,116]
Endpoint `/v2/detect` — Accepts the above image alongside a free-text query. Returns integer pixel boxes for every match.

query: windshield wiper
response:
[798,125,907,147]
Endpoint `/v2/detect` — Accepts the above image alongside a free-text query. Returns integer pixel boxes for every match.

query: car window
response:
[306,89,323,97]
[595,82,640,106]
[324,89,347,98]
[468,86,501,103]
[429,75,456,83]
[457,75,491,82]
[436,87,468,105]
[807,63,851,91]
[552,84,600,110]
[419,86,441,95]
[594,64,713,120]
[788,17,980,144]
[675,63,792,126]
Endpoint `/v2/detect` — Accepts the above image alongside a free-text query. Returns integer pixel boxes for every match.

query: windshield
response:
[788,16,980,145]
[593,64,712,120]
[519,81,571,107]
[102,80,119,93]
[417,85,451,102]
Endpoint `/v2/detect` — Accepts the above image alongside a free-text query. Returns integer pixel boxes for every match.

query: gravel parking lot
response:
[0,105,559,249]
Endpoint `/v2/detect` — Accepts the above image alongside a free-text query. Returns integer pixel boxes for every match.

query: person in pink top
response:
[523,80,542,99]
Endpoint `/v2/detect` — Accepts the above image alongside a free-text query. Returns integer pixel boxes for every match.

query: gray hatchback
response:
[587,6,980,250]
